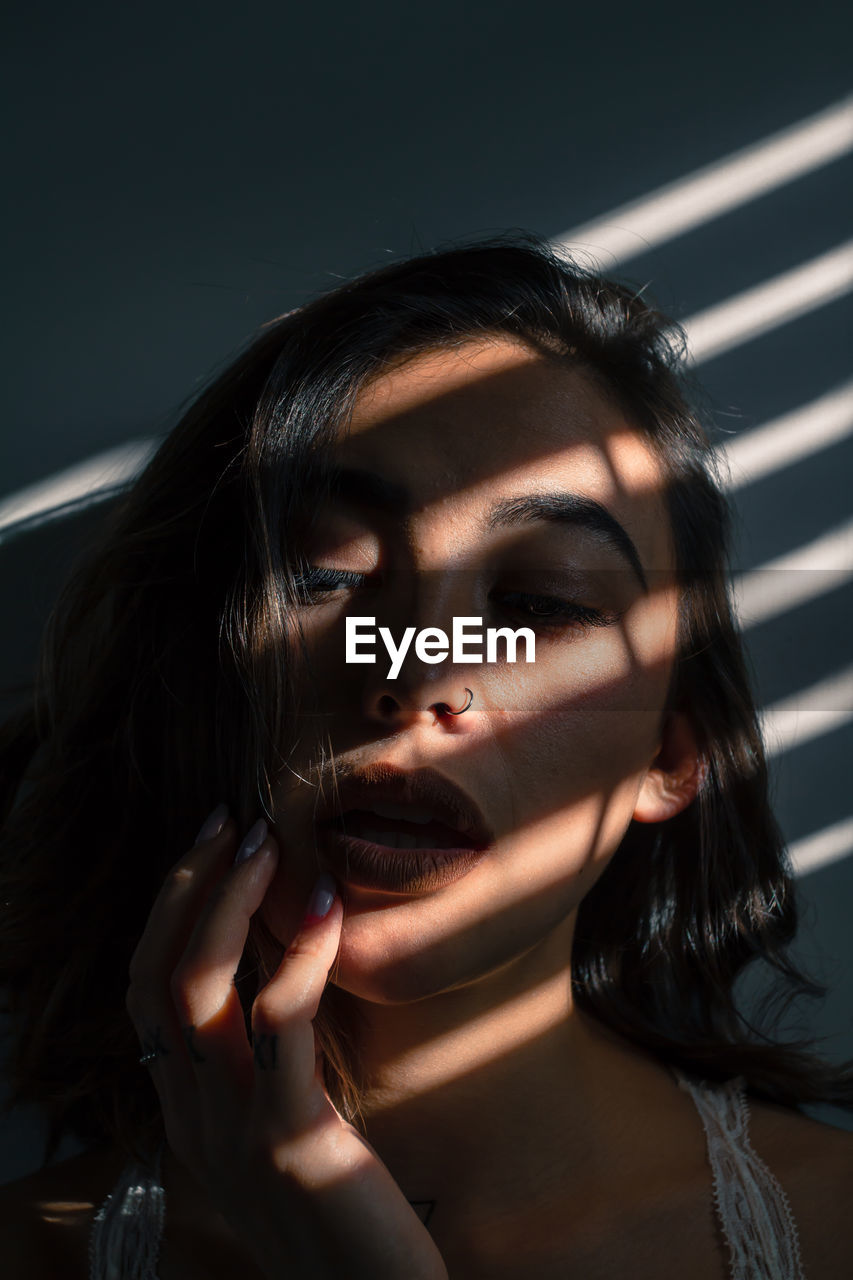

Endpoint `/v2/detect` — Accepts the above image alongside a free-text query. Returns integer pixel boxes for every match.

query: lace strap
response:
[675,1069,806,1280]
[88,1146,165,1280]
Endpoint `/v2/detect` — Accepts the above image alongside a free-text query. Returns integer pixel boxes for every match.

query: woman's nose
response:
[362,671,477,729]
[358,569,482,728]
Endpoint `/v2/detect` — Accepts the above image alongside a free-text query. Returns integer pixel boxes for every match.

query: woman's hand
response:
[126,807,449,1280]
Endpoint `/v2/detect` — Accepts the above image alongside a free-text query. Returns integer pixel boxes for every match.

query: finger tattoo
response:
[253,1032,279,1071]
[182,1024,207,1064]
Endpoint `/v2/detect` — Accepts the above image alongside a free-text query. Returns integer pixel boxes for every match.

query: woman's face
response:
[267,337,682,1003]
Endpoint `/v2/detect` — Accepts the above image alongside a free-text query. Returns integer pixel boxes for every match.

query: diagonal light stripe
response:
[552,96,853,266]
[788,816,853,876]
[761,665,853,758]
[3,381,852,544]
[0,440,159,542]
[733,517,853,629]
[720,381,853,490]
[684,240,853,364]
[1,246,851,537]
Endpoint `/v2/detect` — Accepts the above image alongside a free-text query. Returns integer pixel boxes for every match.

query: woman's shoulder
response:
[0,1144,125,1280]
[746,1091,853,1181]
[746,1094,853,1276]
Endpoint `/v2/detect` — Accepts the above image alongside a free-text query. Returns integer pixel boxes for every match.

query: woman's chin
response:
[331,915,486,1004]
[330,909,520,1007]
[330,945,453,1005]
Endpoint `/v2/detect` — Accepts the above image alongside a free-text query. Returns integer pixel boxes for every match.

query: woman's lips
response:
[318,812,489,893]
[335,808,475,849]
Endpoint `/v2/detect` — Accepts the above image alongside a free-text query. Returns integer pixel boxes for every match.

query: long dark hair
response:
[2,234,851,1159]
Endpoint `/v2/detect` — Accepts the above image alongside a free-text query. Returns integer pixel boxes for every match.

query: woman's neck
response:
[158,914,699,1270]
[349,913,673,1205]
[358,939,575,1107]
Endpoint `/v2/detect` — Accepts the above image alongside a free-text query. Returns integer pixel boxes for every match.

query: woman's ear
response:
[633,710,704,824]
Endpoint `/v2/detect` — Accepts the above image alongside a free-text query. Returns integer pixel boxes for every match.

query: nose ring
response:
[438,688,474,716]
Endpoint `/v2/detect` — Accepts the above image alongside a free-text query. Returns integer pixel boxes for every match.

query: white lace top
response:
[674,1070,806,1280]
[89,1069,807,1279]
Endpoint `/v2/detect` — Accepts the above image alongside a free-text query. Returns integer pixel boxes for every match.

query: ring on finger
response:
[137,1025,171,1068]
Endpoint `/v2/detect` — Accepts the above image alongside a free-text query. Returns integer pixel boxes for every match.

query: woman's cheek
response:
[518,645,663,771]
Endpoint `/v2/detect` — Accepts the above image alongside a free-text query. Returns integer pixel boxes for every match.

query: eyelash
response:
[291,568,613,632]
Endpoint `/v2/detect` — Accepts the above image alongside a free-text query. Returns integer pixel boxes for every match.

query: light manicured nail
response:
[303,873,337,924]
[194,804,229,845]
[234,819,268,864]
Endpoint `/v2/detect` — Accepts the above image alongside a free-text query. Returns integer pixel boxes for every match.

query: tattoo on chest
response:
[408,1200,436,1228]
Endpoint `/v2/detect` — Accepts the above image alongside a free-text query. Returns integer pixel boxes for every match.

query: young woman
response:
[1,237,851,1278]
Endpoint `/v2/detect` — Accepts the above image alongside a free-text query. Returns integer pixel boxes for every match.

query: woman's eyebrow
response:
[316,466,648,592]
[486,493,649,592]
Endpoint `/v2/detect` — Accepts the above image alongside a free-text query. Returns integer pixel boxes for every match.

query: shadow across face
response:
[263,340,698,1011]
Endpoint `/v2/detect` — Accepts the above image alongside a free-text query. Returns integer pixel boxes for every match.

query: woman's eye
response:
[292,567,370,601]
[292,572,615,633]
[493,591,612,631]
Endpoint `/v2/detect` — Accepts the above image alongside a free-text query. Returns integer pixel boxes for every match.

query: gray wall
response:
[2,1,851,1180]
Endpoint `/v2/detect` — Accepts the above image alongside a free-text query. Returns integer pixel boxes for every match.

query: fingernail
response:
[234,819,268,864]
[303,873,337,924]
[194,804,229,845]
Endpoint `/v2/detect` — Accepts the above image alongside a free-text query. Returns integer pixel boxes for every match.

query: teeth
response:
[368,802,435,825]
[360,827,440,850]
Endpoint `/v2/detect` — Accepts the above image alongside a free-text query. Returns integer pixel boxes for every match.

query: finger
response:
[129,805,238,982]
[126,806,237,1125]
[250,874,343,1131]
[170,821,280,1099]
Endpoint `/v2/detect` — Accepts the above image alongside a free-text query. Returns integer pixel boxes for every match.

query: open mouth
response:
[315,763,494,892]
[334,807,478,851]
[319,806,488,893]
